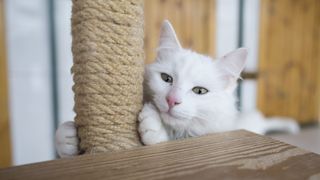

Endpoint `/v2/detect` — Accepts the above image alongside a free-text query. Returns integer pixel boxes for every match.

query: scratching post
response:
[71,0,144,153]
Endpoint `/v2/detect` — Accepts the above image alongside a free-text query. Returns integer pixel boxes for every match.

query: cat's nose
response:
[166,96,181,108]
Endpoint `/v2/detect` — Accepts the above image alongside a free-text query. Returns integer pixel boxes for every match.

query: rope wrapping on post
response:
[71,0,144,153]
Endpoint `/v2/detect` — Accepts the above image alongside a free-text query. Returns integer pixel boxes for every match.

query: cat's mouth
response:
[167,109,178,118]
[155,102,190,120]
[165,108,190,120]
[159,109,177,118]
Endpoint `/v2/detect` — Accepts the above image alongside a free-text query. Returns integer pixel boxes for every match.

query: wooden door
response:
[258,0,320,123]
[0,0,12,168]
[144,0,216,63]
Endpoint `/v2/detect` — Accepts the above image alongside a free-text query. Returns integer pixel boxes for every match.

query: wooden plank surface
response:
[0,0,12,168]
[1,130,320,180]
[257,0,320,124]
[144,0,215,63]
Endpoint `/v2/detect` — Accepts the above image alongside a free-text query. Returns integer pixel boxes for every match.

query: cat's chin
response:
[160,112,192,129]
[161,108,189,120]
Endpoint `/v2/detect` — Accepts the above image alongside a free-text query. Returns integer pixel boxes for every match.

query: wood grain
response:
[1,130,320,180]
[144,0,215,64]
[258,0,320,123]
[0,0,12,168]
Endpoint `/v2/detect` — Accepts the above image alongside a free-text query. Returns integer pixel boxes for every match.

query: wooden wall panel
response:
[0,0,12,167]
[144,0,215,63]
[258,0,320,123]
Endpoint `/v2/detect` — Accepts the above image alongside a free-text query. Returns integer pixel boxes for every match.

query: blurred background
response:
[0,0,319,167]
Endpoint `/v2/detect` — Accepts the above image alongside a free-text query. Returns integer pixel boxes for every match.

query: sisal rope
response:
[71,0,144,153]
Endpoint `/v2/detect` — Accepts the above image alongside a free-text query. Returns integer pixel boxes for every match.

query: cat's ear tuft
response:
[218,48,248,78]
[158,20,182,50]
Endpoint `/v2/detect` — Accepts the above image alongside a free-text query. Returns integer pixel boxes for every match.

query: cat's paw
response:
[55,121,79,158]
[138,103,169,145]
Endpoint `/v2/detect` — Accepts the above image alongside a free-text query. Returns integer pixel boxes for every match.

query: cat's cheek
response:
[150,84,170,101]
[155,97,169,113]
[153,88,171,112]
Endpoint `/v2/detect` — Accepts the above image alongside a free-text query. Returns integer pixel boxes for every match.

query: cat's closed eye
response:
[161,73,173,84]
[192,87,208,95]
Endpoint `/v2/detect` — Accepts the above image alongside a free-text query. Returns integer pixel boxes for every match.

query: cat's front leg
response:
[55,121,80,158]
[138,103,169,145]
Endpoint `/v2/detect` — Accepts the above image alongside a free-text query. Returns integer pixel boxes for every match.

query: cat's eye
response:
[192,87,208,95]
[161,73,173,83]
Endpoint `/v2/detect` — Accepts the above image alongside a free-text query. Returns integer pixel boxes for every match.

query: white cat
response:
[56,20,299,157]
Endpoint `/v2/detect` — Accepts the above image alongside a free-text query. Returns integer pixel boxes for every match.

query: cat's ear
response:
[217,48,248,91]
[157,20,182,50]
[218,48,248,78]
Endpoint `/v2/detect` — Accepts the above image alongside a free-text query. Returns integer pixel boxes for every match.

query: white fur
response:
[55,20,300,156]
[237,111,300,135]
[55,121,79,158]
[138,103,169,144]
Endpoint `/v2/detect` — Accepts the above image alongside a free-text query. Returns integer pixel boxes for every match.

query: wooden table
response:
[1,130,320,180]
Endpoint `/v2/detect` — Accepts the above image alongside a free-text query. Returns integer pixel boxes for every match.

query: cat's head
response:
[146,20,247,129]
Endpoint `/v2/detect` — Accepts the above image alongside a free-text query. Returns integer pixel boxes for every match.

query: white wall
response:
[5,0,55,165]
[216,0,239,57]
[243,0,260,73]
[5,0,75,165]
[241,0,260,112]
[216,0,260,113]
[54,0,74,124]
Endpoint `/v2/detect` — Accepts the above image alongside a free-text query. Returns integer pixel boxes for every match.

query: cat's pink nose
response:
[166,96,181,108]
